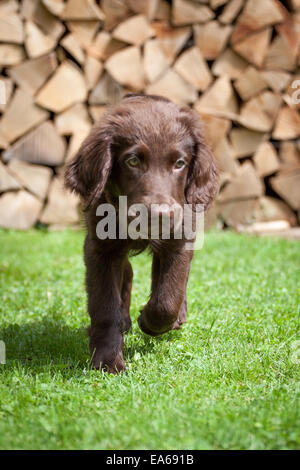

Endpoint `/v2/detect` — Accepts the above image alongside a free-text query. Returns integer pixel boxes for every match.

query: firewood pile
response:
[0,0,299,236]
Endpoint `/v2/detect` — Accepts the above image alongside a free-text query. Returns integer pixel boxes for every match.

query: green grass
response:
[0,229,299,450]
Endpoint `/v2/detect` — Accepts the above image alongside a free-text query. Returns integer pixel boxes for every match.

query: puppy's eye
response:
[126,155,140,168]
[174,159,185,169]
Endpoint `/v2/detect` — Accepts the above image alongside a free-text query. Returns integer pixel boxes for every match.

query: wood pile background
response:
[0,0,300,235]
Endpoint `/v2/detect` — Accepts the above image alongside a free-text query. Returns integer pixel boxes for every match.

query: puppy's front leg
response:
[121,260,133,333]
[138,249,193,336]
[84,237,126,373]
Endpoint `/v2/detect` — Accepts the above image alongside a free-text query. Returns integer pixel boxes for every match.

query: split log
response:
[0,13,24,44]
[84,55,103,90]
[253,142,280,177]
[276,12,300,60]
[272,106,300,139]
[89,72,124,105]
[265,34,296,71]
[232,28,271,68]
[60,0,105,21]
[8,53,57,95]
[105,46,145,90]
[256,196,297,226]
[174,46,212,91]
[219,199,259,227]
[8,159,52,200]
[40,177,79,225]
[214,137,239,174]
[0,0,19,16]
[112,14,154,46]
[0,44,25,66]
[65,128,90,162]
[101,0,130,31]
[0,89,49,143]
[229,128,266,158]
[244,220,291,234]
[194,21,232,60]
[25,20,57,58]
[211,48,248,79]
[127,0,160,20]
[22,0,66,41]
[252,227,300,241]
[261,70,291,93]
[194,75,238,119]
[239,91,282,132]
[219,0,243,24]
[3,121,66,166]
[36,60,87,112]
[218,161,264,202]
[42,0,65,17]
[146,68,197,105]
[88,31,126,61]
[0,190,43,230]
[151,22,191,61]
[143,39,171,83]
[61,33,85,64]
[172,0,214,26]
[67,20,99,50]
[0,160,21,192]
[234,66,267,101]
[204,202,220,230]
[270,170,300,210]
[199,114,231,151]
[279,141,300,172]
[54,103,91,136]
[231,0,285,44]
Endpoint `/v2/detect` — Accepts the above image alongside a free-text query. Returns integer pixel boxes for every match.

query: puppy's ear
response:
[64,120,113,208]
[183,109,219,211]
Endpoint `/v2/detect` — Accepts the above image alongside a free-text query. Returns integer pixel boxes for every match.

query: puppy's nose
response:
[150,201,182,219]
[150,202,183,237]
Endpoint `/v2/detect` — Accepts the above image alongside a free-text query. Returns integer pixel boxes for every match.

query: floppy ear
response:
[64,120,113,209]
[183,110,219,211]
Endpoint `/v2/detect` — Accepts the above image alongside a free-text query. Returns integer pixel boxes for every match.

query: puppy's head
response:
[65,95,219,216]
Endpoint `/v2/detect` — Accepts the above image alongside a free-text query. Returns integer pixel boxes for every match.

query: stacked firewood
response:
[0,0,299,236]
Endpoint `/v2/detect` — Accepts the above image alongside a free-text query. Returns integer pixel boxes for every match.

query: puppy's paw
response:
[137,313,160,336]
[90,348,126,374]
[138,308,175,336]
[171,318,182,330]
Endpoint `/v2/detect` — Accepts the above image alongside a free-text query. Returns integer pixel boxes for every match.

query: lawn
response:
[0,229,299,450]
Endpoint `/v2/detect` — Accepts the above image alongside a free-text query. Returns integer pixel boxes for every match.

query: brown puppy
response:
[65,94,219,374]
